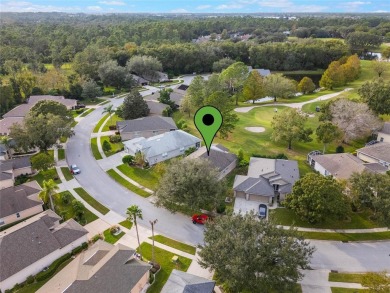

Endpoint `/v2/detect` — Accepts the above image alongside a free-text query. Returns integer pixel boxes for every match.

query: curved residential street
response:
[66,87,390,273]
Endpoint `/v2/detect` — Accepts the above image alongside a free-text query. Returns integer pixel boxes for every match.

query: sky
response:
[0,0,389,14]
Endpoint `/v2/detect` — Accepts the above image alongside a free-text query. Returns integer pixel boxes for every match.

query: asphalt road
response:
[66,89,390,272]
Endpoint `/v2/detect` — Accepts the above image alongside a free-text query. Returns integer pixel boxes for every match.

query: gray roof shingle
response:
[187,145,237,172]
[117,116,177,134]
[357,142,390,163]
[161,269,215,293]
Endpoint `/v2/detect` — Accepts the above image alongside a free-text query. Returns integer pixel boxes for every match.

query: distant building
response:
[187,144,237,179]
[123,130,201,166]
[131,74,149,86]
[161,269,215,293]
[117,116,178,141]
[307,152,387,180]
[357,142,390,170]
[37,240,151,293]
[0,210,88,292]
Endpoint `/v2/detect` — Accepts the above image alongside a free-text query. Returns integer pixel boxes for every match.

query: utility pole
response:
[149,219,158,264]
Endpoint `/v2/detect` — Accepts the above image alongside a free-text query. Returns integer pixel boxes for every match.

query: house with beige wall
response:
[117,116,178,141]
[0,181,43,226]
[38,240,151,293]
[0,210,88,292]
[357,142,390,170]
[0,156,33,189]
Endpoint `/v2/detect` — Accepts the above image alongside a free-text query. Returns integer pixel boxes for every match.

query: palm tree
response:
[102,104,114,127]
[39,179,59,211]
[126,205,143,259]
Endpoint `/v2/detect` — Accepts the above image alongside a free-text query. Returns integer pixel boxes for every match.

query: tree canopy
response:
[198,212,314,292]
[120,89,150,120]
[358,79,390,115]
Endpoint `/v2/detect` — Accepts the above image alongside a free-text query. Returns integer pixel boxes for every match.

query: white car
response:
[69,164,81,175]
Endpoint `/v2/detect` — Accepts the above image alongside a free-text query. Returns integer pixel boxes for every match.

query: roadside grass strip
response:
[60,167,73,181]
[329,273,364,283]
[74,187,110,215]
[58,149,65,160]
[106,169,150,198]
[300,231,390,241]
[119,220,133,229]
[93,113,110,133]
[137,242,192,293]
[79,108,95,117]
[149,235,196,255]
[90,138,103,160]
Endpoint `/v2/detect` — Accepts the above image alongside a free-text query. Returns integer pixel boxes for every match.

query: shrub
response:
[108,125,117,130]
[35,253,71,282]
[336,145,344,153]
[109,134,121,143]
[110,225,120,234]
[184,147,196,156]
[122,155,134,165]
[41,169,59,181]
[26,275,35,284]
[61,192,71,204]
[71,243,88,255]
[102,140,112,152]
[91,234,103,243]
[14,174,29,186]
[216,203,226,214]
[251,153,288,160]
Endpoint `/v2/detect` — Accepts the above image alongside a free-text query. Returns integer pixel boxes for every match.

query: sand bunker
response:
[245,127,265,133]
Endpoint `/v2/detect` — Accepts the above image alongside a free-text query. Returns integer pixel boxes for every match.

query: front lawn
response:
[83,98,105,105]
[73,187,110,215]
[93,113,110,133]
[329,273,364,283]
[150,235,196,255]
[101,136,124,157]
[55,191,98,226]
[300,231,390,241]
[117,163,160,191]
[29,168,61,187]
[103,228,125,244]
[331,288,366,293]
[270,208,382,229]
[137,242,192,293]
[102,114,123,132]
[79,108,95,117]
[90,138,103,160]
[106,169,151,197]
[58,149,65,160]
[119,220,133,229]
[60,167,73,181]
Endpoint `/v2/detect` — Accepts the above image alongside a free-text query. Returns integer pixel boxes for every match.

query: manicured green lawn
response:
[329,273,364,283]
[29,168,61,187]
[300,231,390,241]
[103,228,125,244]
[101,136,124,157]
[83,98,105,105]
[93,113,110,133]
[79,108,95,117]
[119,220,133,229]
[60,167,73,181]
[73,187,110,215]
[270,208,382,229]
[117,163,160,191]
[331,288,367,293]
[106,169,151,197]
[90,138,103,160]
[14,258,74,293]
[58,149,65,160]
[55,191,98,226]
[137,242,192,293]
[71,109,86,117]
[150,235,196,255]
[102,114,123,131]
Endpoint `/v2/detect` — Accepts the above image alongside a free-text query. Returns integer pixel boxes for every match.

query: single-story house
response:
[131,74,149,86]
[37,240,151,293]
[377,122,390,143]
[357,142,390,170]
[0,117,24,136]
[233,158,299,213]
[2,95,77,119]
[187,144,237,179]
[124,130,201,166]
[117,116,178,141]
[0,210,88,292]
[161,269,215,293]
[307,152,387,180]
[0,156,33,189]
[146,100,170,116]
[144,90,185,107]
[0,181,43,226]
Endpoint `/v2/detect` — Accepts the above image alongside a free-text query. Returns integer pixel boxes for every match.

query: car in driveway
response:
[192,214,209,224]
[69,164,81,174]
[259,204,267,219]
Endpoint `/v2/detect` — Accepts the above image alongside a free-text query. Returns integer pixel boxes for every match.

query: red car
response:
[192,214,209,224]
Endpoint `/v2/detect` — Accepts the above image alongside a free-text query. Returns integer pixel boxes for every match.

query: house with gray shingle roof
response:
[0,180,43,226]
[37,240,151,293]
[0,156,33,189]
[0,210,88,292]
[357,142,390,170]
[117,116,178,141]
[187,144,237,179]
[233,158,299,214]
[123,130,201,166]
[161,269,215,293]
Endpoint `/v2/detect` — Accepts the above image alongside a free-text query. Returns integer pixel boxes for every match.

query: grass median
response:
[91,137,103,160]
[106,169,150,198]
[149,235,196,255]
[93,113,110,133]
[74,187,110,215]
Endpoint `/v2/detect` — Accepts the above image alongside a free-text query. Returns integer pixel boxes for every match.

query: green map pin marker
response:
[194,106,223,156]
